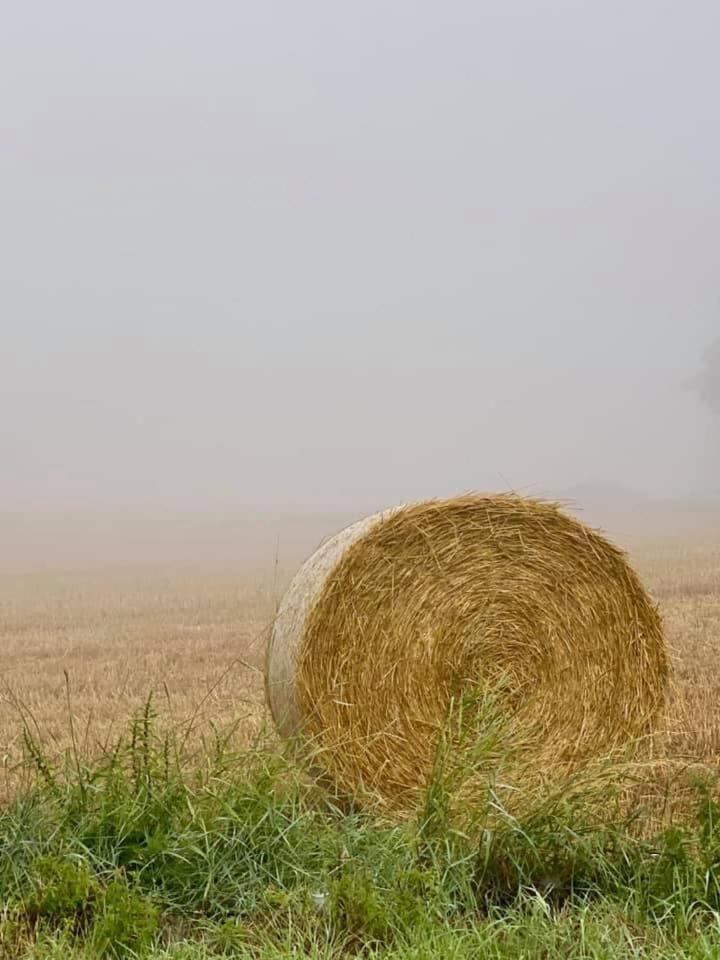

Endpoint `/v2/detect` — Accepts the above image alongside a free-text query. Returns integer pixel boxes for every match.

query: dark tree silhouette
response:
[697,338,720,417]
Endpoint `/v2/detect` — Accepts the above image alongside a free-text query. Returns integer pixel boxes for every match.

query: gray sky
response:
[2,0,719,514]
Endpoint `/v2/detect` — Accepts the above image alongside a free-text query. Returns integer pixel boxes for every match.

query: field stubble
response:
[0,532,719,800]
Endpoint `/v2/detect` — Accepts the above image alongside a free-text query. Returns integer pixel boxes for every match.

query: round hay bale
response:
[266,494,667,813]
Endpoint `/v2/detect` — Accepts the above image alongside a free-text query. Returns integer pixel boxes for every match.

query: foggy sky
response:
[2,1,719,514]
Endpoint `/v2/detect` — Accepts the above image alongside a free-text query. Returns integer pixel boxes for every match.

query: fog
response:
[2,2,719,568]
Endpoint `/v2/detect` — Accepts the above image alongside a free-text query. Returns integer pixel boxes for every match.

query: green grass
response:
[2,701,720,958]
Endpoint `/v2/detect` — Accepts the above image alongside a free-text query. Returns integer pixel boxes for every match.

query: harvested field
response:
[0,518,719,792]
[0,513,719,958]
[0,570,273,793]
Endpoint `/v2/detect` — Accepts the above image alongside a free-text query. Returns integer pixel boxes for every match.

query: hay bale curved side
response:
[266,507,401,738]
[267,495,667,812]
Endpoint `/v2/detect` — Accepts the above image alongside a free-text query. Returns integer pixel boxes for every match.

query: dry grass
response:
[0,569,276,794]
[0,517,718,809]
[633,538,720,762]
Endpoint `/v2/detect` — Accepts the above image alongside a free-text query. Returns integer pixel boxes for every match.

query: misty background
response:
[1,2,718,569]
